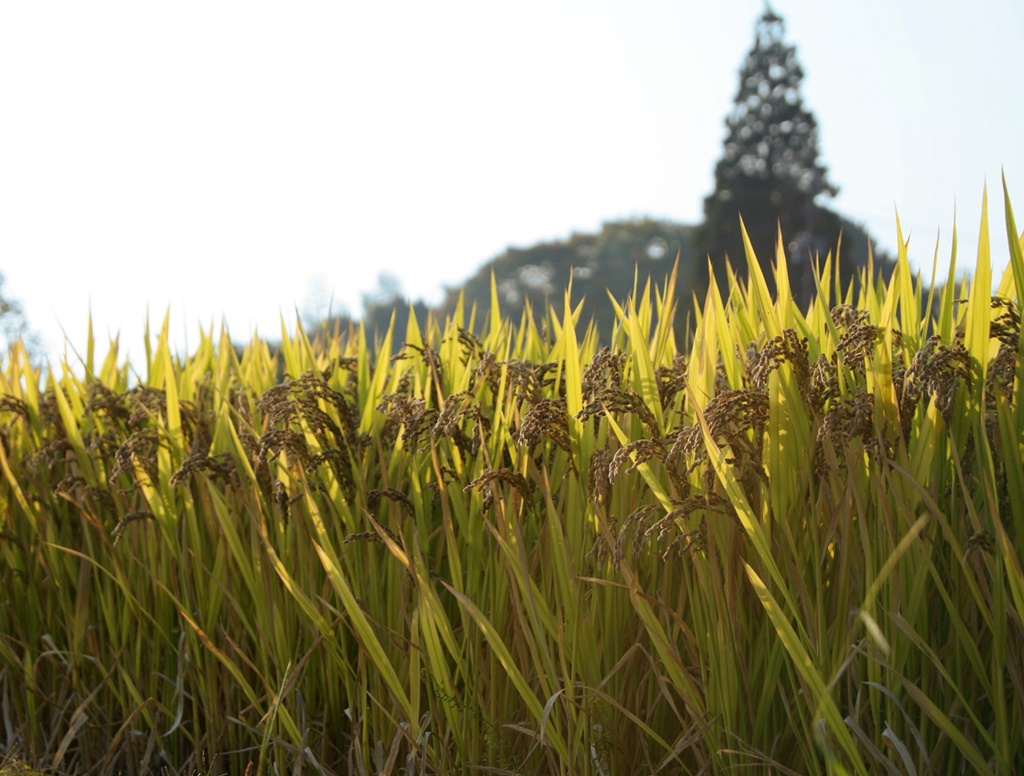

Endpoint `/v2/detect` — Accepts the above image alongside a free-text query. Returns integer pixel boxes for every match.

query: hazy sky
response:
[1,0,1022,365]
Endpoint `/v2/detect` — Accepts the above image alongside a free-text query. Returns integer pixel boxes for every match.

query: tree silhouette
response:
[696,4,853,304]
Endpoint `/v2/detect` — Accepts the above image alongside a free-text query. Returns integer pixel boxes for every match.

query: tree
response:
[0,271,31,354]
[696,4,855,304]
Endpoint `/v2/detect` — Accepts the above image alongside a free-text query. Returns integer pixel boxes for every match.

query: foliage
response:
[696,5,890,304]
[437,218,697,341]
[0,271,32,356]
[1,185,1023,774]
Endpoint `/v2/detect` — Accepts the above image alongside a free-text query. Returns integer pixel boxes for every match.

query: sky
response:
[1,0,1022,366]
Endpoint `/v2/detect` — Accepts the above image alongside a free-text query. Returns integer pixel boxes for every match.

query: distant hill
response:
[435,218,697,341]
[433,211,892,342]
[315,211,893,350]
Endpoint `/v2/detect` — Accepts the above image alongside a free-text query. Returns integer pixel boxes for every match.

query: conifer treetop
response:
[709,4,836,209]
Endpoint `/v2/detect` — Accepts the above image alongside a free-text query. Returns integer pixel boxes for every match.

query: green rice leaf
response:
[440,580,569,762]
[313,538,413,724]
[744,564,867,776]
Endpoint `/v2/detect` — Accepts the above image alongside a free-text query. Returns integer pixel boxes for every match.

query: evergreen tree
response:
[696,4,847,304]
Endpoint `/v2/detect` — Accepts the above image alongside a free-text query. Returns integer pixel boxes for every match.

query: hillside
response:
[327,210,893,352]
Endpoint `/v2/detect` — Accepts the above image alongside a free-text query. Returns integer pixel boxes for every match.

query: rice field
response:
[1,184,1022,774]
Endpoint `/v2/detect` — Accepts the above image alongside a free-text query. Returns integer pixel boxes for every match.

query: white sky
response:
[1,0,1022,365]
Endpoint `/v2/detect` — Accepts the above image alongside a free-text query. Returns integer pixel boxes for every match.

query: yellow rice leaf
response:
[1001,172,1024,309]
[964,188,992,388]
[624,301,664,434]
[739,217,781,339]
[936,216,959,342]
[773,224,792,327]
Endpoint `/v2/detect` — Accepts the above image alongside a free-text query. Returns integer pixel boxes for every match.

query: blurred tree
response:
[362,273,427,345]
[695,4,882,305]
[0,271,32,353]
[362,272,404,309]
[436,219,697,342]
[309,272,428,355]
